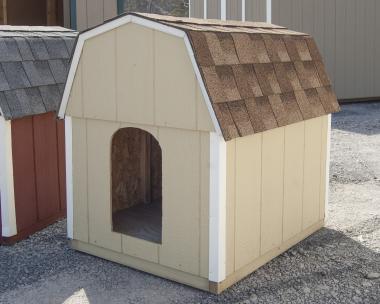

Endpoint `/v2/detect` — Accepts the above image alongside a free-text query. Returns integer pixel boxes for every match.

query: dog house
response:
[0,26,76,244]
[59,13,340,293]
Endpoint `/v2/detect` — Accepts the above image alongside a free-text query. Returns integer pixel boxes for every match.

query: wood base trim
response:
[209,220,324,294]
[70,239,210,291]
[0,211,65,245]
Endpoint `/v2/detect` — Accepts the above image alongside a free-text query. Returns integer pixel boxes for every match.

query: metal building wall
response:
[73,0,118,30]
[272,0,380,101]
[190,0,266,21]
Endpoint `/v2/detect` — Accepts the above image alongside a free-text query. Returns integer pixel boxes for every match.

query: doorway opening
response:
[111,128,162,244]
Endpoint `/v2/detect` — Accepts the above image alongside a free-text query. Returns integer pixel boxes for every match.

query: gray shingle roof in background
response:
[0,26,77,120]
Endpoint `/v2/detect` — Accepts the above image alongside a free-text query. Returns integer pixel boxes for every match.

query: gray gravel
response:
[1,102,379,304]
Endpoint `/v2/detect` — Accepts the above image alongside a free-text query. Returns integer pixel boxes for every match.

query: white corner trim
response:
[324,114,331,219]
[241,0,246,22]
[65,116,74,239]
[209,132,227,282]
[221,0,227,20]
[0,117,17,237]
[184,36,222,136]
[266,0,272,23]
[58,14,222,137]
[204,0,208,19]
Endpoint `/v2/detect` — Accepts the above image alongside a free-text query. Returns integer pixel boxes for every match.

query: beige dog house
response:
[58,13,340,293]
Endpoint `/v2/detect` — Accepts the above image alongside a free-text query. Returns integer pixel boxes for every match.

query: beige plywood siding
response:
[225,116,329,273]
[272,0,380,100]
[74,0,118,31]
[66,22,214,134]
[82,31,117,121]
[87,119,122,252]
[70,118,210,278]
[189,0,266,21]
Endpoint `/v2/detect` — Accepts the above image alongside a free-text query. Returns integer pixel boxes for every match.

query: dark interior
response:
[111,128,162,244]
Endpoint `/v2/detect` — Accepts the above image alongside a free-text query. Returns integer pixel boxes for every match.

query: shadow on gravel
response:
[332,102,380,136]
[0,222,379,304]
[202,227,380,304]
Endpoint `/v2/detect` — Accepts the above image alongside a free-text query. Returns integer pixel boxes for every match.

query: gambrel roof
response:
[0,26,77,120]
[60,13,339,141]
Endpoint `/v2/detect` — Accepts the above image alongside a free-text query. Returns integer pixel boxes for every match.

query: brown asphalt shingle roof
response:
[96,13,341,140]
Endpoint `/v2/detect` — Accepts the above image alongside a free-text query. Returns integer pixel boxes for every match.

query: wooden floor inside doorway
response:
[112,203,162,244]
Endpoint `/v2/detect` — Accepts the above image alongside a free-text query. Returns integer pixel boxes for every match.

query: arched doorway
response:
[111,128,162,244]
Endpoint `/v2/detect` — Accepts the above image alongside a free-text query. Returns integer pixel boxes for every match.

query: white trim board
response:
[266,0,272,23]
[241,0,246,22]
[58,13,222,137]
[220,0,227,21]
[0,117,17,237]
[209,132,227,283]
[65,116,73,239]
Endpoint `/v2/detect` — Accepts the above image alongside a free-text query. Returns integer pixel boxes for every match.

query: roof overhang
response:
[58,14,223,137]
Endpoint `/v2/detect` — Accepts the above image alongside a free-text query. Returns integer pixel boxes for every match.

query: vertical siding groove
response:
[157,126,161,265]
[259,133,263,255]
[281,127,286,242]
[31,117,40,222]
[198,132,202,276]
[301,121,306,229]
[114,31,118,120]
[153,31,157,125]
[85,118,89,242]
[54,120,63,211]
[233,139,237,272]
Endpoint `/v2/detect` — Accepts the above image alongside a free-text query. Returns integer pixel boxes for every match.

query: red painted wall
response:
[9,112,66,241]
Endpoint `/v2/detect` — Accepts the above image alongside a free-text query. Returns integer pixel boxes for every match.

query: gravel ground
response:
[0,103,379,304]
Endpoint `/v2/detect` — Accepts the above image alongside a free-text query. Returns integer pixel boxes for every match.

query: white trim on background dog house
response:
[58,13,226,281]
[0,116,17,237]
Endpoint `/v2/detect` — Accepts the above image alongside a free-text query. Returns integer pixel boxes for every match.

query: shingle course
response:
[0,26,77,120]
[126,13,341,140]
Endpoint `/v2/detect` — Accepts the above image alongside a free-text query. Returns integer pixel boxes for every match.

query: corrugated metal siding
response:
[246,0,266,22]
[74,0,118,30]
[190,0,266,21]
[272,0,380,100]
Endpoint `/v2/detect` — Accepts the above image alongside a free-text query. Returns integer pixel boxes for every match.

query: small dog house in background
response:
[0,26,76,244]
[59,13,340,293]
